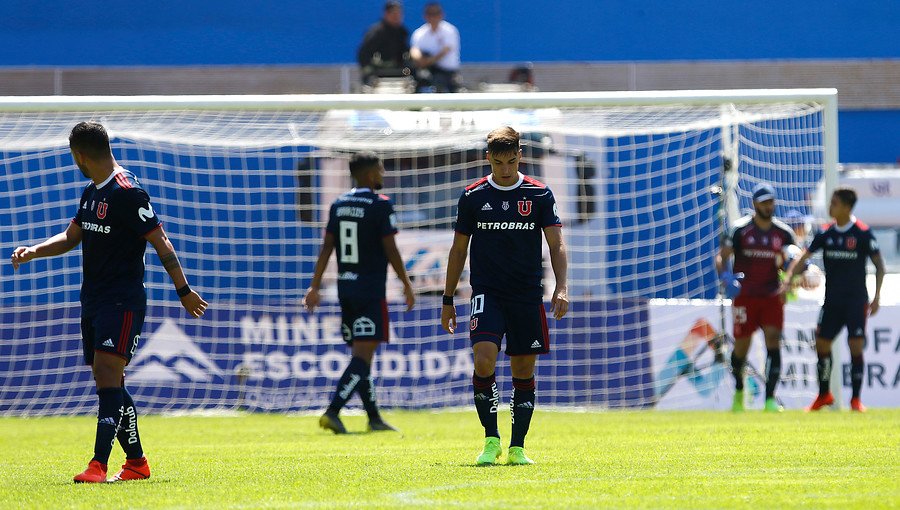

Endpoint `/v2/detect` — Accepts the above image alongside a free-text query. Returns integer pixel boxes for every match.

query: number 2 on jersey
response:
[339,221,359,264]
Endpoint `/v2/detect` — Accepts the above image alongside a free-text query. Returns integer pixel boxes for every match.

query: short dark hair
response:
[384,1,401,12]
[833,186,858,209]
[349,151,381,176]
[424,2,442,15]
[486,126,520,154]
[69,121,111,160]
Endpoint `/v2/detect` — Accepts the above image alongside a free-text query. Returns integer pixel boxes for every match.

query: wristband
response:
[176,284,192,298]
[442,295,454,306]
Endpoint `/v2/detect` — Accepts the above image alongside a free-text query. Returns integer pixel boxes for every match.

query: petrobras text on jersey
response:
[81,221,111,234]
[476,221,536,230]
[825,251,859,260]
[742,249,777,259]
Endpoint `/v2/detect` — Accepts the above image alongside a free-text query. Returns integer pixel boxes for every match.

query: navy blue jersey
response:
[725,216,798,297]
[455,173,561,303]
[72,169,162,315]
[325,188,398,300]
[807,218,879,300]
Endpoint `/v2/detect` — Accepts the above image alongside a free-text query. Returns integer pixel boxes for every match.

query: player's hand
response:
[777,270,795,297]
[722,271,744,299]
[869,296,880,317]
[180,291,208,318]
[10,246,35,270]
[403,283,416,312]
[302,287,320,313]
[551,286,569,320]
[441,303,457,334]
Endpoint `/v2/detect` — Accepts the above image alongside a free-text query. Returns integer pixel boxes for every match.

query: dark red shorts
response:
[732,295,784,339]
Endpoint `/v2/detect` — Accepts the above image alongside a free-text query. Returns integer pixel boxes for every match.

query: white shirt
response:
[411,20,460,71]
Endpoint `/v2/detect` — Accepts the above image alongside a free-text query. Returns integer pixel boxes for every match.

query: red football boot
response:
[73,460,107,483]
[108,457,151,482]
[805,392,835,412]
[849,398,867,413]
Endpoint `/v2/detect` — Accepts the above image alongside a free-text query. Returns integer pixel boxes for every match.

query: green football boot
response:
[506,446,535,465]
[731,390,744,413]
[764,397,784,413]
[475,437,502,465]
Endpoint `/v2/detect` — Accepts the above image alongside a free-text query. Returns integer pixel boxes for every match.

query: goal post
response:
[0,89,838,415]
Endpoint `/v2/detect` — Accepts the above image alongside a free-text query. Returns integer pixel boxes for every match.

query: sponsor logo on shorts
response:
[531,340,542,349]
[102,338,115,348]
[353,317,376,337]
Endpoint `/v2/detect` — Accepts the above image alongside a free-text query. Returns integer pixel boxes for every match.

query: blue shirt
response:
[72,168,161,315]
[455,173,561,303]
[325,188,398,300]
[807,217,879,301]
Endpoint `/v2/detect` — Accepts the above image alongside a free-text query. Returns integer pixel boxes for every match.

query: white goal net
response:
[0,90,838,415]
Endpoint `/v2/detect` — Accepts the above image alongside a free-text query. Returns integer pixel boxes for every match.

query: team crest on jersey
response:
[517,199,533,216]
[96,201,108,219]
[502,201,510,211]
[772,236,782,250]
[470,318,478,331]
[846,237,857,249]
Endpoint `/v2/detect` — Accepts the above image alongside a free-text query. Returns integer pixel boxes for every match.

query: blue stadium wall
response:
[1,0,896,65]
[0,0,897,163]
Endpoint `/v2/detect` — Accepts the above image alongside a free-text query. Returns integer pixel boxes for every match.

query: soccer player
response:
[10,122,208,483]
[303,151,415,434]
[441,126,569,465]
[715,183,799,413]
[782,187,885,412]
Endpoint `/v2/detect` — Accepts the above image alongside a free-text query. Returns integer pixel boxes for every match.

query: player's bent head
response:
[69,121,111,161]
[832,186,858,210]
[349,151,382,177]
[486,126,520,157]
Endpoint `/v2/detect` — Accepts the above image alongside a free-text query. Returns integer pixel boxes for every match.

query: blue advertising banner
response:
[0,299,653,415]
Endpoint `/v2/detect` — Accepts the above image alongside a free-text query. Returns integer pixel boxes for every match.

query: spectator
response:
[410,2,461,92]
[357,1,410,86]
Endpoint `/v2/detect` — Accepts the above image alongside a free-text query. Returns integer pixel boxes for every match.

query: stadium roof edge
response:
[0,89,838,112]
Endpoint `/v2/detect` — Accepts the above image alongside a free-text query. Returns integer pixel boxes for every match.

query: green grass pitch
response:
[1,409,897,509]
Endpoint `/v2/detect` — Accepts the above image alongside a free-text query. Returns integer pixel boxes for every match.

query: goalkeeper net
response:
[0,90,838,415]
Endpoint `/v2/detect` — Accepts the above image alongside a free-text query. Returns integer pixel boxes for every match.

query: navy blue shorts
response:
[468,291,550,356]
[81,309,146,365]
[339,297,389,345]
[816,297,869,340]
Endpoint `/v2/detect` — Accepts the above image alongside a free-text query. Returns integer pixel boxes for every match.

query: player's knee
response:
[92,353,125,387]
[473,356,496,377]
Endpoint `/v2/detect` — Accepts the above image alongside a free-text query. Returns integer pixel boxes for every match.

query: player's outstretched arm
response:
[715,245,733,275]
[303,233,336,313]
[870,252,886,316]
[441,232,470,334]
[382,234,415,312]
[145,226,208,318]
[10,221,83,270]
[544,226,569,320]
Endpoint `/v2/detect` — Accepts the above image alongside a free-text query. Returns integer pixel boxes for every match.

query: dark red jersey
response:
[725,216,797,298]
